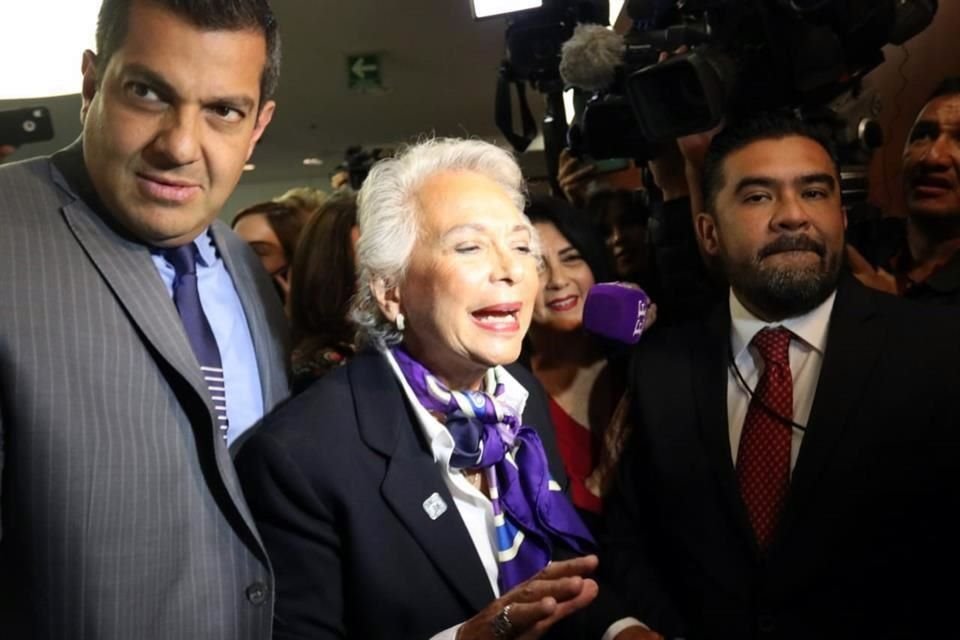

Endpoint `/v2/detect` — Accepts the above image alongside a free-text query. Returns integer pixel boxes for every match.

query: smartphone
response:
[0,106,55,147]
[590,157,632,174]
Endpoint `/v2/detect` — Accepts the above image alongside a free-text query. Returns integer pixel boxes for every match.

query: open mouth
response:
[546,295,579,312]
[471,303,522,331]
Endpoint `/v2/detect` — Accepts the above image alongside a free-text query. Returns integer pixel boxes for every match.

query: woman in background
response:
[232,197,317,303]
[287,194,359,393]
[525,195,629,519]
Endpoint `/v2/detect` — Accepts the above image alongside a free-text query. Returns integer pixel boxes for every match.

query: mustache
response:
[758,234,826,260]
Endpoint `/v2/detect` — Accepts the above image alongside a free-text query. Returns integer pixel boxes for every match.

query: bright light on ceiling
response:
[0,1,100,99]
[471,0,542,19]
[609,0,625,26]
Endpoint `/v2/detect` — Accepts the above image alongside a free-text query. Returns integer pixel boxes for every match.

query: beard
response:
[721,233,843,321]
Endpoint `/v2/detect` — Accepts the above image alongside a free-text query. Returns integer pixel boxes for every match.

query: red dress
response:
[547,397,603,514]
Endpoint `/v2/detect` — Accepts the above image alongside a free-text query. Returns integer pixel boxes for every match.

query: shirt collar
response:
[381,349,529,471]
[193,228,218,268]
[729,288,836,361]
[150,227,217,268]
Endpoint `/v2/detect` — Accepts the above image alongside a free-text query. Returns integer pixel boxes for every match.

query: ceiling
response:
[0,0,550,195]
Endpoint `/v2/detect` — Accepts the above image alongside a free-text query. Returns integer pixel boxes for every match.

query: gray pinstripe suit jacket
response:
[0,142,290,639]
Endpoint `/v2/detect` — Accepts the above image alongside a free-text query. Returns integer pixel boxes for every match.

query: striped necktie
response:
[165,244,229,440]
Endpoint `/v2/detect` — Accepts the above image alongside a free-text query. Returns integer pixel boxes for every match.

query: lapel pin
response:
[422,492,448,520]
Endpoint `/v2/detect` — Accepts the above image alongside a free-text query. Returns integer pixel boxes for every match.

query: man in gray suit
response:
[0,0,289,637]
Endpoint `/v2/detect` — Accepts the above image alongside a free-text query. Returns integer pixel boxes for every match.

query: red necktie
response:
[737,327,793,551]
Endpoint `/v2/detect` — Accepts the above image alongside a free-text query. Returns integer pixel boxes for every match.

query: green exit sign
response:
[347,54,382,91]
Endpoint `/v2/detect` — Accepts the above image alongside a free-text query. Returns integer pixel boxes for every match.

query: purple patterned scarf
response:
[392,346,595,592]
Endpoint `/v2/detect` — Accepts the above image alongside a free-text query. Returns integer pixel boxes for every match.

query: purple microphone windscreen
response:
[582,282,651,344]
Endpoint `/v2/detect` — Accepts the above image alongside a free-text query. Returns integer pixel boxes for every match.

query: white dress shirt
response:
[727,289,835,471]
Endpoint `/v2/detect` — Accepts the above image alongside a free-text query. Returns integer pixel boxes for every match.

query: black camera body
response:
[336,146,390,191]
[569,0,937,164]
[503,0,610,90]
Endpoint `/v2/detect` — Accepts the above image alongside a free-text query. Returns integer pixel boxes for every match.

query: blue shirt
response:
[151,230,264,445]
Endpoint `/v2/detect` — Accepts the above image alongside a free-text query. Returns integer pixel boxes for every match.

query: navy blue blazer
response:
[235,349,572,639]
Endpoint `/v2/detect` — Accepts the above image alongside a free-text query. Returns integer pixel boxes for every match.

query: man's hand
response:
[0,145,16,164]
[456,555,599,640]
[846,245,898,295]
[557,149,596,208]
[647,142,688,202]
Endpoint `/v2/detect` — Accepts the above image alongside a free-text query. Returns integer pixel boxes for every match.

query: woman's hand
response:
[456,555,599,640]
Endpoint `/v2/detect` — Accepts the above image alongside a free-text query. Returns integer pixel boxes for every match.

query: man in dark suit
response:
[591,114,960,640]
[0,1,289,637]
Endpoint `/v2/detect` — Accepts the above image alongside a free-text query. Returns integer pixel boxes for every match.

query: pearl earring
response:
[396,313,405,332]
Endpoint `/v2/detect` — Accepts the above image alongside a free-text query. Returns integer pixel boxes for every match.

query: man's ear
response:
[372,279,402,324]
[80,50,99,124]
[695,211,721,258]
[245,100,276,161]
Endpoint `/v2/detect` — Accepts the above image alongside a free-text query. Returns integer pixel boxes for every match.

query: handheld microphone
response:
[559,23,626,92]
[582,282,651,344]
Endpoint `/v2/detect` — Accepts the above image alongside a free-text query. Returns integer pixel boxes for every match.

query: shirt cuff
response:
[430,622,462,640]
[602,617,648,640]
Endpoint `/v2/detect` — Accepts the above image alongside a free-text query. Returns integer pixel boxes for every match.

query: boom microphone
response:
[559,23,625,92]
[582,282,651,344]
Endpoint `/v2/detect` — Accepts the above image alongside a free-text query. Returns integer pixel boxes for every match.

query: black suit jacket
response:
[235,349,571,639]
[587,275,960,640]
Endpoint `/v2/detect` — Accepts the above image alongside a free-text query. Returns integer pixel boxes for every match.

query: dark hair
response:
[288,194,358,356]
[525,194,615,284]
[232,201,311,263]
[96,0,281,104]
[701,112,840,215]
[928,76,960,103]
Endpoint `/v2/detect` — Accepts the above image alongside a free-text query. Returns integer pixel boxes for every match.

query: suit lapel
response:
[51,148,213,414]
[51,145,267,551]
[782,275,884,521]
[351,351,496,612]
[690,302,758,550]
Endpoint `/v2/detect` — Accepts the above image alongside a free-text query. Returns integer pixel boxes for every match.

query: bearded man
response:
[584,114,960,640]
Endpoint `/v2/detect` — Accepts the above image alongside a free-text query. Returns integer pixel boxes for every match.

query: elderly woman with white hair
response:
[235,138,600,640]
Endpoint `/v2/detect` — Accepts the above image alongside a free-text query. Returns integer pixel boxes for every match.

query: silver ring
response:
[491,603,514,639]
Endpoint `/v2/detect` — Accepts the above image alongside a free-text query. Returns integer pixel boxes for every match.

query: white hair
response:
[350,137,531,350]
